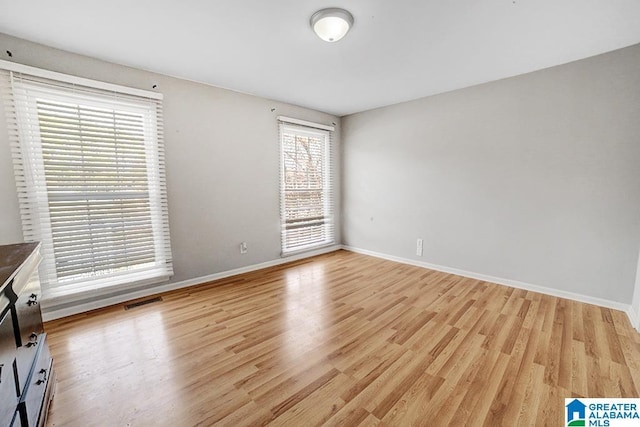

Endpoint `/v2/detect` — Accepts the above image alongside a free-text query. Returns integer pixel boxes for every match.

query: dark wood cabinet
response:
[18,337,52,427]
[0,307,18,427]
[0,243,54,427]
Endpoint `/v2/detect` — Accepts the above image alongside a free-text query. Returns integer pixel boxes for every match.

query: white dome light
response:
[310,8,354,43]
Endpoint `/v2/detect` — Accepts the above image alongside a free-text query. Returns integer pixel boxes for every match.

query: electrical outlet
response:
[240,242,248,254]
[416,238,423,256]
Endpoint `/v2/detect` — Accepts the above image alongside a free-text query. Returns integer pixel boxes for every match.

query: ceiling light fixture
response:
[310,8,354,42]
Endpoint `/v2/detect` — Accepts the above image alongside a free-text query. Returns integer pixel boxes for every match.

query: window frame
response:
[278,117,335,255]
[1,60,173,303]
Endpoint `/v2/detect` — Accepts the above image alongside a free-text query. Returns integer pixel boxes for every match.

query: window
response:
[278,116,335,254]
[1,61,172,301]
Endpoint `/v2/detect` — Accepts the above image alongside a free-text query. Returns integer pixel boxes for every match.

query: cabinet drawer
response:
[13,269,44,347]
[13,269,44,396]
[15,340,39,397]
[0,309,19,427]
[18,334,51,427]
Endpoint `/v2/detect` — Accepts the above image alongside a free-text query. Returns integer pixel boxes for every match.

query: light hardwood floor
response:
[44,250,640,426]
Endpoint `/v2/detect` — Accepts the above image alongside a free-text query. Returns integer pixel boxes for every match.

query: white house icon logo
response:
[566,399,586,426]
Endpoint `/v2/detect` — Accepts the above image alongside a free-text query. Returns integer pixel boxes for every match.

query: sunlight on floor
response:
[283,264,328,361]
[60,310,185,423]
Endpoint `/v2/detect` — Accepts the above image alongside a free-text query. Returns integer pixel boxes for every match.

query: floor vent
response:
[124,296,163,310]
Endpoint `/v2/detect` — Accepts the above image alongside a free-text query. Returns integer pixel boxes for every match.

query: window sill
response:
[42,270,172,309]
[281,241,336,258]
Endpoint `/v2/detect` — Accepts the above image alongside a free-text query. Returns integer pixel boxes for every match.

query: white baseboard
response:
[627,306,640,332]
[342,245,632,316]
[43,243,638,332]
[42,245,342,321]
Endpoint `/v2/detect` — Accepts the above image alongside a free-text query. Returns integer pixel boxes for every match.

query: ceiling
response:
[1,1,639,116]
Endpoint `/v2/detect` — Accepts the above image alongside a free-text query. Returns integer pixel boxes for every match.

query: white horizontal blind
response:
[279,119,335,254]
[1,67,172,299]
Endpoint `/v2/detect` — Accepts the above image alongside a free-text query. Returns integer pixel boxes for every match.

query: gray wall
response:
[0,33,341,287]
[342,44,640,304]
[2,32,639,308]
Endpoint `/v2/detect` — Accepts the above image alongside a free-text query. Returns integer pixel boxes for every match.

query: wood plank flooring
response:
[44,250,640,426]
